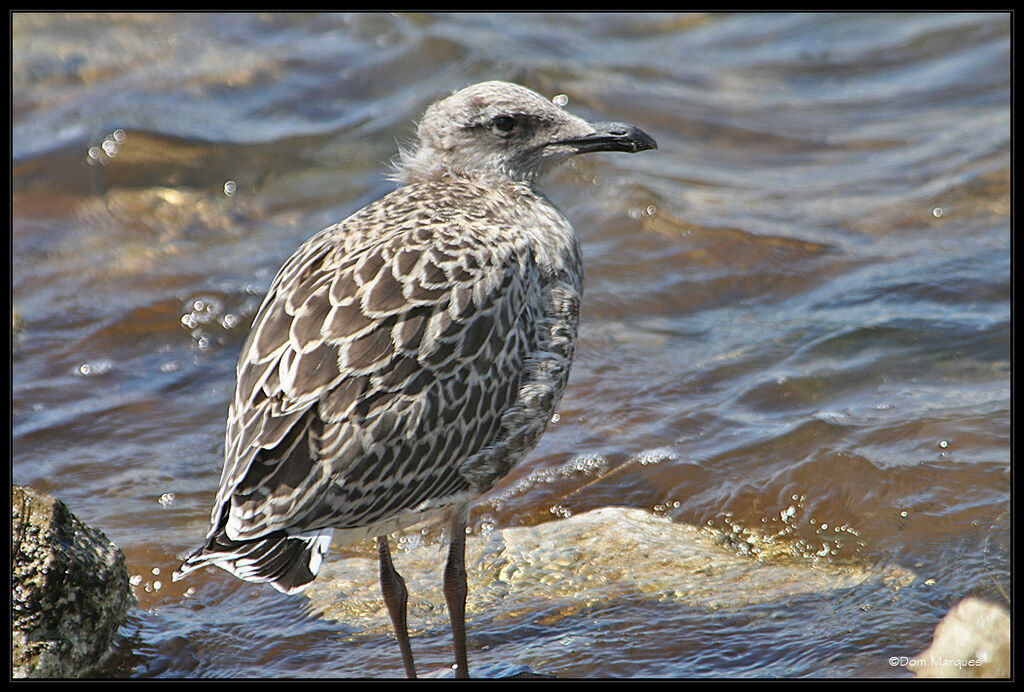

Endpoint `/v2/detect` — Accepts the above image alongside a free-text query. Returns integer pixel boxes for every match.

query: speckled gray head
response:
[396,80,657,184]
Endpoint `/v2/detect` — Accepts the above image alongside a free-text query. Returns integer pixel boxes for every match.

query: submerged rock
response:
[305,506,909,637]
[12,485,136,678]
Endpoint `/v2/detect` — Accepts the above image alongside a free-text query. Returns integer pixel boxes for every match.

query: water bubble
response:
[550,504,573,519]
[396,533,423,551]
[565,453,608,476]
[100,129,124,158]
[552,93,569,107]
[223,180,236,197]
[636,447,677,465]
[476,515,497,535]
[77,360,113,376]
[86,130,126,165]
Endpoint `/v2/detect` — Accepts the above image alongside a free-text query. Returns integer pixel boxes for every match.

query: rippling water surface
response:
[12,12,1009,678]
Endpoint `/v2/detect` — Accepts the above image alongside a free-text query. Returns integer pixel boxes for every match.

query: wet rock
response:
[911,597,1010,678]
[305,506,909,637]
[12,485,136,678]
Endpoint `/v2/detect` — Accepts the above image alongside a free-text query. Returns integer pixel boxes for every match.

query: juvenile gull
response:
[174,80,656,678]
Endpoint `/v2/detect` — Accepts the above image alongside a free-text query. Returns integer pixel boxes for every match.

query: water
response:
[12,12,1009,678]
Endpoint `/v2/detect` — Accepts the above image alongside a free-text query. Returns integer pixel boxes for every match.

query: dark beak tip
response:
[634,131,657,153]
[628,124,657,152]
[599,122,657,154]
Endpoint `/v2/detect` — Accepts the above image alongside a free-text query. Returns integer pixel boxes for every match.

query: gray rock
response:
[305,506,910,636]
[911,597,1010,678]
[12,485,136,678]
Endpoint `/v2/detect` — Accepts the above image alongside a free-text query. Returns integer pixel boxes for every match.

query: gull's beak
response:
[563,121,658,154]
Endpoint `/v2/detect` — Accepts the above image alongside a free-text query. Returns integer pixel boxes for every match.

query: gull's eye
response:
[491,114,517,134]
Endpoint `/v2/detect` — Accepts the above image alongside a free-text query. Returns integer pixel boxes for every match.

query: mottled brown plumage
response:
[174,80,655,677]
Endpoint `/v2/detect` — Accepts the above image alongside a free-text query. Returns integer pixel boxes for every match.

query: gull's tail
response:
[173,528,334,595]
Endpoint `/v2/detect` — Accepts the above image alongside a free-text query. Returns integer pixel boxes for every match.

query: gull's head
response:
[395,80,656,185]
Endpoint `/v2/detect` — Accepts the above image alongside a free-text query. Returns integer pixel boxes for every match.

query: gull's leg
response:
[443,511,470,678]
[377,534,416,679]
